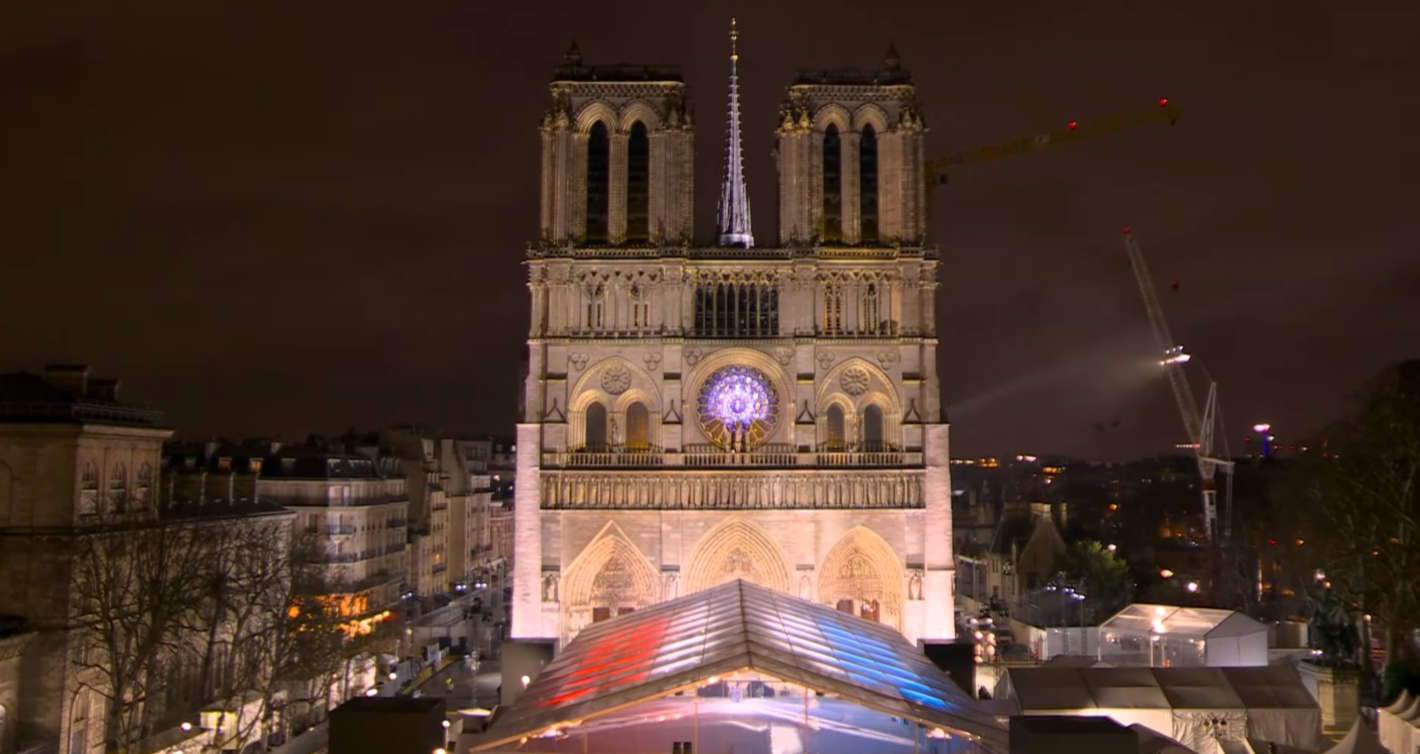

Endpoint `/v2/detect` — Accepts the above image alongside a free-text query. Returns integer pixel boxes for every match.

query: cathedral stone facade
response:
[512,28,954,647]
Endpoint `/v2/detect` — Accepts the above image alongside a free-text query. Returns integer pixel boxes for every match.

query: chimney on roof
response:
[87,378,120,401]
[44,364,90,396]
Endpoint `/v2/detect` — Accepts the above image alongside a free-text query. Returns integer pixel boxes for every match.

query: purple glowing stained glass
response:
[697,365,778,449]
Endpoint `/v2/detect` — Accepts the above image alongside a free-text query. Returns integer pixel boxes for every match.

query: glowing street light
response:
[1185,581,1199,593]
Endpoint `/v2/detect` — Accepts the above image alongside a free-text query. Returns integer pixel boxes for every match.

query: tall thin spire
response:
[716,17,754,247]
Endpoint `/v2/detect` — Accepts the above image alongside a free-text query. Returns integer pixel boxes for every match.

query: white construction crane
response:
[1122,227,1235,543]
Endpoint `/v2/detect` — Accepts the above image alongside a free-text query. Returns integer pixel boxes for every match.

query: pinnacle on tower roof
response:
[716,16,754,248]
[883,43,901,70]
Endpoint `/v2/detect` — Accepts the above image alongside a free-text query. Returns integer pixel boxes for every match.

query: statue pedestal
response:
[1299,661,1359,738]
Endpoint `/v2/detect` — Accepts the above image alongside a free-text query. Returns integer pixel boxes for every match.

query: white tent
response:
[1380,691,1420,754]
[1324,717,1388,754]
[997,665,1323,754]
[1377,690,1412,754]
[1099,604,1269,667]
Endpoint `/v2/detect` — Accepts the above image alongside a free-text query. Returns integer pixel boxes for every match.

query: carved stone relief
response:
[907,569,924,601]
[600,365,632,395]
[840,366,870,396]
[569,352,589,372]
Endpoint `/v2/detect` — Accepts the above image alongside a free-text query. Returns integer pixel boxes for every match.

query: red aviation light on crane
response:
[1067,120,1079,130]
[1121,226,1133,235]
[1158,97,1169,107]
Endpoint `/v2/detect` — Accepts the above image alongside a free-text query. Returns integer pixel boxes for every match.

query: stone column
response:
[809,130,825,241]
[608,131,628,244]
[510,423,549,639]
[570,133,589,243]
[842,131,861,244]
[921,422,955,641]
[539,128,555,241]
[880,129,903,244]
[649,130,667,242]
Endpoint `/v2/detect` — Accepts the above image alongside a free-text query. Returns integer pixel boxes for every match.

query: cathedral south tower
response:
[513,26,954,646]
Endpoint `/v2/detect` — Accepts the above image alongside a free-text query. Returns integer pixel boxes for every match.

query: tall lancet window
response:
[585,402,608,449]
[586,121,610,243]
[627,122,650,242]
[822,124,842,242]
[860,124,879,242]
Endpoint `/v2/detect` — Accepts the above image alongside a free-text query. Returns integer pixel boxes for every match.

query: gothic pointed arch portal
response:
[562,522,660,640]
[819,526,905,631]
[683,519,791,596]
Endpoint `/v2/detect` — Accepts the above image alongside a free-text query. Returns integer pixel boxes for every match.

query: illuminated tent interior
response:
[1098,604,1269,667]
[473,579,1006,752]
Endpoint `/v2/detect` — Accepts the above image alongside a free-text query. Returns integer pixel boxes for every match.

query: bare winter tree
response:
[1298,361,1420,676]
[69,506,398,753]
[68,519,213,752]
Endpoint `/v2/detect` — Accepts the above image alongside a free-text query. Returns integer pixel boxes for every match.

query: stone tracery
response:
[819,526,905,630]
[683,519,791,595]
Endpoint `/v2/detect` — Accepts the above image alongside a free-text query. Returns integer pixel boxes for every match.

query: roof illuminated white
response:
[1101,603,1265,639]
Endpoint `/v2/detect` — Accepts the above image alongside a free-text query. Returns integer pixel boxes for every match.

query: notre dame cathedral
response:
[511,21,954,647]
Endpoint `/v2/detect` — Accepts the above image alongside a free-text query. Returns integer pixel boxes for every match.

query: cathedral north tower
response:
[514,25,954,648]
[537,43,694,246]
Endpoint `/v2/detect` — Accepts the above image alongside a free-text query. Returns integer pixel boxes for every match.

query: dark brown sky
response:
[4,0,1417,458]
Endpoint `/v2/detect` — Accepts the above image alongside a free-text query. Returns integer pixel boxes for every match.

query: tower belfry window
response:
[586,121,610,243]
[822,124,842,242]
[860,124,879,242]
[627,122,650,242]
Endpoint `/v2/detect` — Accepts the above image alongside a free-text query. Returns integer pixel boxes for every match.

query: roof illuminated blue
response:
[478,580,1004,750]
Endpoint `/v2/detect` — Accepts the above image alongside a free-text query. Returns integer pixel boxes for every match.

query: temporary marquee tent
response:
[1380,691,1420,754]
[1099,604,1269,667]
[997,665,1323,754]
[475,579,1007,752]
[1324,717,1389,754]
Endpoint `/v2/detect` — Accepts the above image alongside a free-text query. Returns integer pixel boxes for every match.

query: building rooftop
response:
[550,44,682,83]
[0,367,162,427]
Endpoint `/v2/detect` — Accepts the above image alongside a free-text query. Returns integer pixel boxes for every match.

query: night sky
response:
[4,0,1417,458]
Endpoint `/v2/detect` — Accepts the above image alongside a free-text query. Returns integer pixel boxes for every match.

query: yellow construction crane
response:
[926,98,1182,187]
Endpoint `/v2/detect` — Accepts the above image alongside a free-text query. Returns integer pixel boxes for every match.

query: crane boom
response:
[1123,229,1203,442]
[926,99,1182,182]
[1122,228,1232,542]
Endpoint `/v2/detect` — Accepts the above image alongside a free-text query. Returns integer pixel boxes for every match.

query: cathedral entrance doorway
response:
[819,526,904,631]
[683,519,791,596]
[562,523,659,639]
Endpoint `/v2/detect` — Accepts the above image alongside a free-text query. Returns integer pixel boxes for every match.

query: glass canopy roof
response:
[478,579,1004,750]
[1101,604,1265,639]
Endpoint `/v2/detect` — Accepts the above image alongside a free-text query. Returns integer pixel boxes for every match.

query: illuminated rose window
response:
[697,365,779,451]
